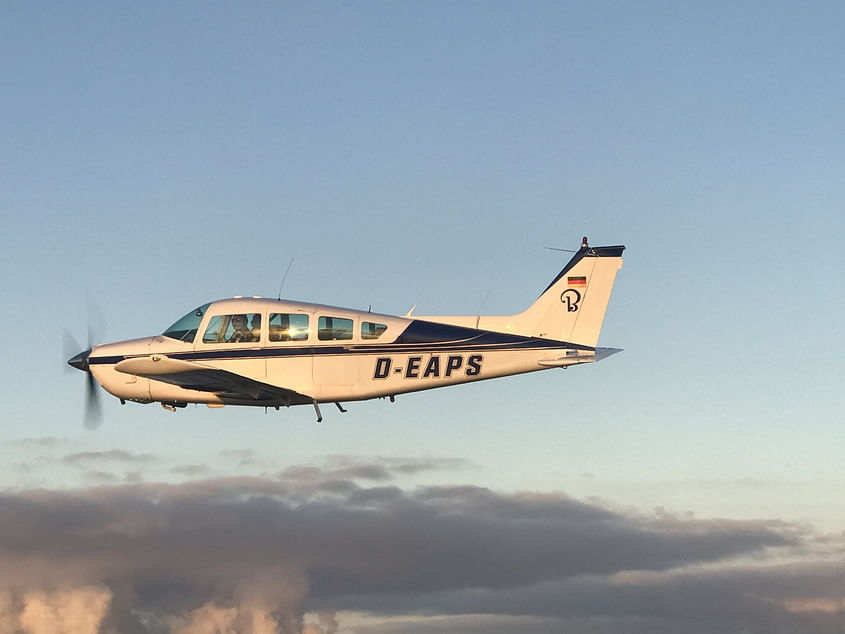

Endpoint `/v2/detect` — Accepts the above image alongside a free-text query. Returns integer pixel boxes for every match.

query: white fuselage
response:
[88,297,597,408]
[77,242,624,414]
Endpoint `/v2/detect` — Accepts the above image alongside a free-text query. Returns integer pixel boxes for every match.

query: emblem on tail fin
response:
[560,289,581,312]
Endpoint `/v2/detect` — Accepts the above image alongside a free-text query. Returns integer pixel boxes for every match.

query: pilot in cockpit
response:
[229,314,252,343]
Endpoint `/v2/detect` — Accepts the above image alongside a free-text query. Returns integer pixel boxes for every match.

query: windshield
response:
[162,302,211,343]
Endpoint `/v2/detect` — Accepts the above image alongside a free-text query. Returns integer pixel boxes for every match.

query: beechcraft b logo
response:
[560,288,581,312]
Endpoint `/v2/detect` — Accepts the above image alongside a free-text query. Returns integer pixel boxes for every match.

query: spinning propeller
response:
[64,303,105,429]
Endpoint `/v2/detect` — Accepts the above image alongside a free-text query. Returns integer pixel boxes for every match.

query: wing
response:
[114,355,313,405]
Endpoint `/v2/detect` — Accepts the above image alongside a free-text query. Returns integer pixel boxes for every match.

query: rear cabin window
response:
[318,316,353,341]
[361,321,388,340]
[269,313,309,342]
[202,313,262,344]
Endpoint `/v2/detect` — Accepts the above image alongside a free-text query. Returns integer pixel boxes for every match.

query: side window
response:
[249,313,262,342]
[361,321,388,340]
[318,316,353,341]
[269,313,309,342]
[202,313,261,344]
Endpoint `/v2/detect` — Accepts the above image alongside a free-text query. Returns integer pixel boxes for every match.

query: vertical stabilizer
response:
[512,243,624,346]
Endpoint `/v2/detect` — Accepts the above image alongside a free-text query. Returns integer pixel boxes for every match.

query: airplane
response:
[67,238,624,424]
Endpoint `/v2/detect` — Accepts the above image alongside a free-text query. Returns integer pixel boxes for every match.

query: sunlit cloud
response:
[0,459,842,633]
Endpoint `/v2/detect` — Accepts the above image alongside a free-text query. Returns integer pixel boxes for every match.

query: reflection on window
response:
[202,313,262,344]
[361,321,387,340]
[162,302,212,343]
[269,313,309,342]
[318,316,353,341]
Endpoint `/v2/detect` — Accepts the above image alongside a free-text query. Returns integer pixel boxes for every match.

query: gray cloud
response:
[80,470,122,485]
[209,452,471,483]
[63,450,157,466]
[0,460,841,634]
[7,437,69,449]
[321,455,474,477]
[220,449,260,468]
[170,465,213,478]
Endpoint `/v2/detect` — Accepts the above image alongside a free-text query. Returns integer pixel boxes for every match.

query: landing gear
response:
[311,401,348,422]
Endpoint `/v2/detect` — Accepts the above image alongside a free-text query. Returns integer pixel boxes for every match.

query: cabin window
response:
[162,302,212,343]
[269,313,309,342]
[318,316,353,341]
[202,313,262,344]
[361,321,388,340]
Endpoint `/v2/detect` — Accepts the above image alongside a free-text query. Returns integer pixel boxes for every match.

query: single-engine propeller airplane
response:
[68,238,624,424]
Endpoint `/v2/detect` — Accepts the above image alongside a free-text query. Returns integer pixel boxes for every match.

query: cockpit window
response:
[162,302,211,343]
[202,313,262,344]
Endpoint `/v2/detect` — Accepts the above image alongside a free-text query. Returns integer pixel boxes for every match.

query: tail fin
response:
[513,243,624,346]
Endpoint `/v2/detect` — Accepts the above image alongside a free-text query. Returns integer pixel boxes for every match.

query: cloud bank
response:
[0,457,843,633]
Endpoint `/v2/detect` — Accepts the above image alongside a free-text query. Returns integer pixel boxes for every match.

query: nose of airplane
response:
[66,347,102,428]
[67,348,91,372]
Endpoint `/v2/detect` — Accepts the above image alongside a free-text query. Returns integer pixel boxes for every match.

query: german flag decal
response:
[567,276,587,286]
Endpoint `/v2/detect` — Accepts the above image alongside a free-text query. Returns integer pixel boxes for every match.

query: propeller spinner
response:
[65,335,103,429]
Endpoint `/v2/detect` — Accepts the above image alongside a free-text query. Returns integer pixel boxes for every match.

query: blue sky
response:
[1,2,844,632]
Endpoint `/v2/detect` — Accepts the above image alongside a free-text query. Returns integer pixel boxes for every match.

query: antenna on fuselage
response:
[277,258,294,300]
[475,290,491,329]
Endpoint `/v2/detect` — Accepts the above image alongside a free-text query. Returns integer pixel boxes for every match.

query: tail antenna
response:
[545,236,589,254]
[277,258,294,300]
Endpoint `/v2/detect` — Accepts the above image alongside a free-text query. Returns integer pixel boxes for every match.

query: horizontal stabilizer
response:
[595,347,623,361]
[538,347,623,367]
[538,350,596,367]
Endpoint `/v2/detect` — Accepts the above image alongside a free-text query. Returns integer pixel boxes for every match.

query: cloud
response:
[220,449,260,468]
[0,460,842,633]
[175,597,303,634]
[5,446,154,486]
[1,586,112,634]
[0,592,19,633]
[321,455,473,477]
[7,437,69,449]
[63,450,156,466]
[278,456,473,485]
[80,470,122,485]
[170,465,213,478]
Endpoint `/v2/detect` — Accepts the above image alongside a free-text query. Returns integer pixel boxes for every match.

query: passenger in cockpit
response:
[229,314,253,343]
[250,314,262,341]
